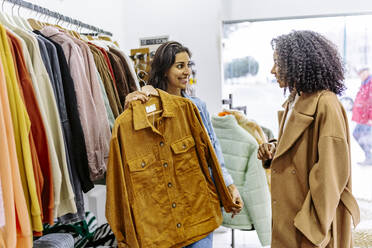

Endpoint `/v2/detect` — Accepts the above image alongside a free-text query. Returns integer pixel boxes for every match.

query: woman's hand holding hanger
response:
[124,85,158,110]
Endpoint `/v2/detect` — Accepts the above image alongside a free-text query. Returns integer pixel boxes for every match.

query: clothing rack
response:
[222,93,247,114]
[3,0,113,36]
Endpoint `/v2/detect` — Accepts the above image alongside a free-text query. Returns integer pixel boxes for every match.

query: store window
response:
[222,15,372,244]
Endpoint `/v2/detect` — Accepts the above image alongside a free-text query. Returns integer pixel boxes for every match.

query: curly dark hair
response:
[271,30,345,95]
[148,41,191,91]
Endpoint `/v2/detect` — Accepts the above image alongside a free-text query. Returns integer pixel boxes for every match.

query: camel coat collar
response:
[276,91,323,159]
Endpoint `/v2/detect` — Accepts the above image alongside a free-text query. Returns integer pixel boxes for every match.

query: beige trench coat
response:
[270,90,360,247]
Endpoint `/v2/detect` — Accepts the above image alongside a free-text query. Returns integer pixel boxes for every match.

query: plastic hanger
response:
[17,6,33,31]
[11,4,31,30]
[1,1,16,26]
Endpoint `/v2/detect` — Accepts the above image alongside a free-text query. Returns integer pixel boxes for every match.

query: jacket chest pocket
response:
[171,136,199,174]
[127,153,160,193]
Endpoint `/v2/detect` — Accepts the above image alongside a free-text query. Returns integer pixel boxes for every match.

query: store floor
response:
[213,226,264,248]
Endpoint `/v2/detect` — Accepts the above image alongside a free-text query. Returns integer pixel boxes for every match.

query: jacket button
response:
[172,202,176,208]
[177,223,181,228]
[160,141,164,147]
[168,183,172,188]
[163,163,168,168]
[272,169,276,173]
[141,162,146,168]
[291,169,296,174]
[273,200,277,205]
[182,143,186,149]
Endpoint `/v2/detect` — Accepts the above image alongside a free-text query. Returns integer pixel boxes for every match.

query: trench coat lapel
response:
[274,91,323,159]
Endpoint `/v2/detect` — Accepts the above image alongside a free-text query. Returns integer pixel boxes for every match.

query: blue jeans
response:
[183,233,213,248]
[353,124,372,160]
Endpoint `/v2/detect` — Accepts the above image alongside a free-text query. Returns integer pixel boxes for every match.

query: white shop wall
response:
[121,0,225,115]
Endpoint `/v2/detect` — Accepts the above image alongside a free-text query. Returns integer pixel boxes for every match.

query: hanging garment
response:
[93,44,118,92]
[220,109,272,189]
[89,43,122,117]
[96,69,115,129]
[8,31,48,229]
[0,178,4,229]
[33,30,94,193]
[212,114,272,246]
[69,36,111,168]
[35,32,85,224]
[109,46,139,92]
[0,23,43,233]
[7,27,64,221]
[0,24,33,247]
[11,26,76,219]
[106,89,238,248]
[107,50,130,107]
[0,177,7,245]
[41,26,108,181]
[222,109,267,145]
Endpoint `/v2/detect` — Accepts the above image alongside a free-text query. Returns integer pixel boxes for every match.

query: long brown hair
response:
[148,41,191,91]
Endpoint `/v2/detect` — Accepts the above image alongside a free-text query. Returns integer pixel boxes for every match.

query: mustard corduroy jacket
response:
[106,89,238,248]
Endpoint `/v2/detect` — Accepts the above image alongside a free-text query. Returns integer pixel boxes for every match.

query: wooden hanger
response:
[98,35,112,42]
[27,18,43,30]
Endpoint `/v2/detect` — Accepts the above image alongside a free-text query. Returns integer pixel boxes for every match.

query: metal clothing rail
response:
[3,0,113,36]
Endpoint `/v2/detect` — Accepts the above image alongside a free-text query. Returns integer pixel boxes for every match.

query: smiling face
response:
[271,51,287,88]
[165,52,192,96]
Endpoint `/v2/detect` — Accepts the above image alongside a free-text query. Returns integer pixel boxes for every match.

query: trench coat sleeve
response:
[106,129,139,248]
[294,100,350,246]
[187,102,238,213]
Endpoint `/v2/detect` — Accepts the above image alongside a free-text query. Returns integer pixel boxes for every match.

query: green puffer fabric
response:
[212,114,272,246]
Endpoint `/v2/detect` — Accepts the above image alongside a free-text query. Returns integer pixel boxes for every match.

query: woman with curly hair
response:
[257,30,360,247]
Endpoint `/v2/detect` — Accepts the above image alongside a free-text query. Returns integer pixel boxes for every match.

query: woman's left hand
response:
[227,184,243,218]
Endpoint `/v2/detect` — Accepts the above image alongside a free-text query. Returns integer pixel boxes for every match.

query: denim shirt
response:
[183,92,234,186]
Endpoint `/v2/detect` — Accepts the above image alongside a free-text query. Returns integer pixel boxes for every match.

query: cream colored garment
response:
[9,26,76,217]
[7,28,64,218]
[222,109,271,190]
[223,109,267,144]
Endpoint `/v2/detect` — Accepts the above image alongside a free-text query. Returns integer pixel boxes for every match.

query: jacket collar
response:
[274,91,325,159]
[132,89,176,132]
